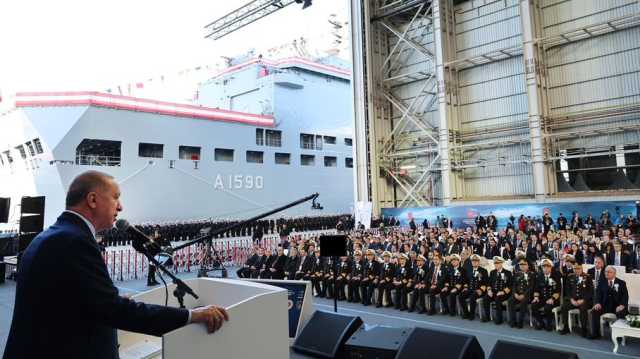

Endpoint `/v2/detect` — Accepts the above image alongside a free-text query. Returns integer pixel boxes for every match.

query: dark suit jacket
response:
[3,212,188,359]
[596,278,629,313]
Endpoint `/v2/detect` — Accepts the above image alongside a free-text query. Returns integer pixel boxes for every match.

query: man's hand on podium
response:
[190,305,229,334]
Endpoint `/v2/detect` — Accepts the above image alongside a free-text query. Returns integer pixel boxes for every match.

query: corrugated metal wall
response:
[454,0,534,197]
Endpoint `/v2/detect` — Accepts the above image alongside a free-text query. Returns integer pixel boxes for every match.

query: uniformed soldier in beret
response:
[445,254,467,317]
[348,250,364,303]
[426,254,449,315]
[361,249,380,306]
[559,261,593,337]
[335,255,352,301]
[392,254,412,310]
[409,255,428,313]
[460,254,488,321]
[377,251,396,308]
[485,256,513,325]
[508,257,536,328]
[532,258,562,331]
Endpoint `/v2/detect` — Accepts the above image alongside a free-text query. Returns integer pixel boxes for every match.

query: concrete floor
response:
[2,269,639,359]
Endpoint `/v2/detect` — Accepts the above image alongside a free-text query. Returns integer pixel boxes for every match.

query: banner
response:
[382,200,638,229]
[354,201,373,229]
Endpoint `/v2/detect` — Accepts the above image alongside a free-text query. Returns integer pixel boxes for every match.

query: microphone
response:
[115,219,162,256]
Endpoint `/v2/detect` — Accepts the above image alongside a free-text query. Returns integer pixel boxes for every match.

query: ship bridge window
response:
[324,136,336,145]
[215,148,234,162]
[345,138,353,146]
[76,139,122,166]
[138,143,164,158]
[315,135,323,150]
[256,129,264,146]
[179,146,201,160]
[265,130,282,147]
[15,145,27,159]
[324,156,337,167]
[246,151,264,164]
[346,157,353,168]
[3,151,13,164]
[301,154,315,166]
[275,152,290,165]
[300,133,314,150]
[33,138,44,154]
[25,142,36,156]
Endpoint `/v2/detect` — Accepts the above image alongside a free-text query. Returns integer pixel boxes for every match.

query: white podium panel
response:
[118,278,289,359]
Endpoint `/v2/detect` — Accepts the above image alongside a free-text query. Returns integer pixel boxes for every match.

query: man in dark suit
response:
[590,266,629,338]
[3,171,228,359]
[587,255,606,289]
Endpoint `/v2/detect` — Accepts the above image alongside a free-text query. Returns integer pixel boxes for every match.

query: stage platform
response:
[2,268,639,358]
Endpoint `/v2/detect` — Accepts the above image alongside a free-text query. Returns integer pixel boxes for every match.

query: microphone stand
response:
[133,241,198,309]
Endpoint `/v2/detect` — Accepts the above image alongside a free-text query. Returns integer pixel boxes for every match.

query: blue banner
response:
[256,281,307,338]
[381,201,638,228]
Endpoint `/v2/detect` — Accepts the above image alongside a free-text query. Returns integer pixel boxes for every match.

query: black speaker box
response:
[344,325,411,359]
[19,233,39,252]
[292,310,363,358]
[19,214,44,234]
[0,197,10,223]
[320,235,348,257]
[489,340,578,359]
[20,196,45,215]
[395,327,484,359]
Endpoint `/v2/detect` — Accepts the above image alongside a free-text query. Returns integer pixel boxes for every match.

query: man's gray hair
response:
[605,265,617,274]
[65,171,114,208]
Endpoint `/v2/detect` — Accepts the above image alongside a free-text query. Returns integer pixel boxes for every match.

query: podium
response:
[118,278,290,359]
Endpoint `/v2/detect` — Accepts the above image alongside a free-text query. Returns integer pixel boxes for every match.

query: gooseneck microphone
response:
[115,219,162,256]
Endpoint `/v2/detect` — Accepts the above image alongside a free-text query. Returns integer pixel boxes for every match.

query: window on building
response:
[3,150,13,164]
[265,129,282,147]
[32,138,44,154]
[15,145,27,159]
[215,148,234,162]
[256,128,264,146]
[345,138,353,146]
[346,157,353,168]
[324,136,336,145]
[25,141,36,156]
[301,154,315,166]
[138,143,164,158]
[324,156,337,167]
[179,145,201,160]
[315,135,323,150]
[76,139,122,166]
[275,152,290,165]
[246,150,264,164]
[300,133,314,150]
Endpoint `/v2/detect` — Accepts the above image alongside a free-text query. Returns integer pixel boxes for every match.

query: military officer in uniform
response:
[532,258,562,331]
[335,256,352,300]
[310,248,325,296]
[485,256,513,325]
[377,251,396,308]
[409,255,428,313]
[461,254,488,321]
[559,260,593,337]
[392,254,412,310]
[426,254,449,315]
[446,254,467,317]
[348,250,364,302]
[361,249,380,306]
[322,256,336,298]
[508,257,536,328]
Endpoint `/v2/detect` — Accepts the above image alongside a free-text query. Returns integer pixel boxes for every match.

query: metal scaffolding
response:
[352,0,640,213]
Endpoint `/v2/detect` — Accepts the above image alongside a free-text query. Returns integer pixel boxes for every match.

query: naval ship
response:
[0,56,355,228]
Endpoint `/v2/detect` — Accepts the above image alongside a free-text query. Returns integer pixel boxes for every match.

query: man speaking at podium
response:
[3,171,229,359]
